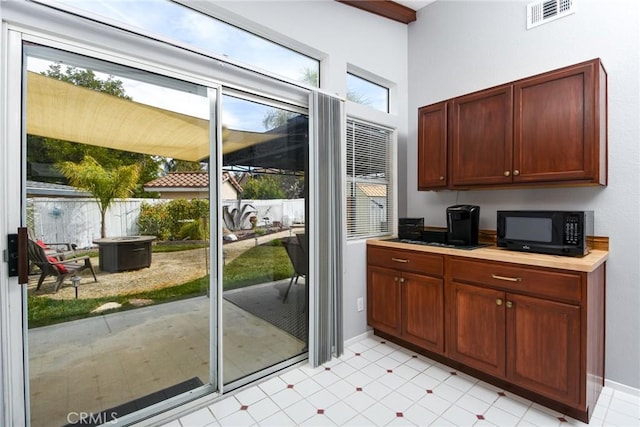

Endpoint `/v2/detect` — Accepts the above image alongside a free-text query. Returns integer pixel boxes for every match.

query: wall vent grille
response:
[527,0,576,29]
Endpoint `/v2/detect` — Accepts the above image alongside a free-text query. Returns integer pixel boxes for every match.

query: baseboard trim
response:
[344,329,373,347]
[605,379,640,397]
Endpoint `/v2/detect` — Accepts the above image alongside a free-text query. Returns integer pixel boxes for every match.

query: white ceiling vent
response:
[527,0,576,29]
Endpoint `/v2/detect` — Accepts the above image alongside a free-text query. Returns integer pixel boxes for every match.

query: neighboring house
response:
[26,180,91,198]
[348,183,388,236]
[143,171,242,200]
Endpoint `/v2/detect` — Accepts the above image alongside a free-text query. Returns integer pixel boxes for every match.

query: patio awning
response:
[26,71,284,162]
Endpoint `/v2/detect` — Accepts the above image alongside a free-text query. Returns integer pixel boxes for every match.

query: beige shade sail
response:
[26,71,282,161]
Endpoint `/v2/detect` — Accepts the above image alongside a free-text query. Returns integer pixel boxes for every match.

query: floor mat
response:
[223,279,308,342]
[64,377,204,426]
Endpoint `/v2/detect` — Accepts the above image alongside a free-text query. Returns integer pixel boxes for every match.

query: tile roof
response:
[357,183,387,198]
[144,172,208,189]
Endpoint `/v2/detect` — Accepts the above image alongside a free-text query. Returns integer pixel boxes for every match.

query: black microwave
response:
[497,211,594,256]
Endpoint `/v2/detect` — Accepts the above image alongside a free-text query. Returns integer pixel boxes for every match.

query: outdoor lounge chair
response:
[27,230,78,273]
[28,239,97,292]
[281,236,307,303]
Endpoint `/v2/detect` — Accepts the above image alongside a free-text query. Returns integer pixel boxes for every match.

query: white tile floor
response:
[162,336,640,427]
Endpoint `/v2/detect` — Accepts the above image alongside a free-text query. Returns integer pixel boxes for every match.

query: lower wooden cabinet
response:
[402,271,444,352]
[506,293,581,405]
[447,282,506,377]
[367,247,444,353]
[366,243,605,423]
[367,265,401,336]
[448,281,581,405]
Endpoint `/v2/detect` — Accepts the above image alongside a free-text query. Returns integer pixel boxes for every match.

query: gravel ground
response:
[28,229,298,301]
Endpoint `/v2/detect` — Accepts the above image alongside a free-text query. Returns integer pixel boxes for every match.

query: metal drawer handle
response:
[392,258,409,263]
[491,274,522,282]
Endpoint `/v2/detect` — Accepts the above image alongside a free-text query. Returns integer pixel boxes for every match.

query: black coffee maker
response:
[446,205,480,246]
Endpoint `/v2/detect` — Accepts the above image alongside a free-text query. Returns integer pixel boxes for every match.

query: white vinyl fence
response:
[29,197,305,249]
[223,199,305,229]
[27,198,160,249]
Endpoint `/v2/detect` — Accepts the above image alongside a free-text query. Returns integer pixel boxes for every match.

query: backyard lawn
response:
[28,241,294,328]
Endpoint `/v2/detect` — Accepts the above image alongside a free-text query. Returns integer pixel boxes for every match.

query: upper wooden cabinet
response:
[450,85,514,187]
[513,60,607,185]
[418,102,448,190]
[418,58,607,190]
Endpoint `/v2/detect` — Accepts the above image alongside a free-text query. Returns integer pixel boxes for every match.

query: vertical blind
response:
[310,91,344,367]
[346,119,393,239]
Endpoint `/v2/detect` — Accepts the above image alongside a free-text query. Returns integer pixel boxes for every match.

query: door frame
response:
[2,29,228,426]
[0,18,314,425]
[0,27,28,427]
[0,2,316,419]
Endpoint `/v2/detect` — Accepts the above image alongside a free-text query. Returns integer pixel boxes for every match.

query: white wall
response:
[407,0,640,389]
[210,1,410,342]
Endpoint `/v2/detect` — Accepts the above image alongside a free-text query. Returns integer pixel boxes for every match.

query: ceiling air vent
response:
[527,0,576,29]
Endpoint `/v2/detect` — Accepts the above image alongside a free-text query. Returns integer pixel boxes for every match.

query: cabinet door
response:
[450,85,513,187]
[506,293,581,405]
[367,265,401,336]
[418,102,448,190]
[401,272,444,352]
[513,60,600,184]
[448,282,506,377]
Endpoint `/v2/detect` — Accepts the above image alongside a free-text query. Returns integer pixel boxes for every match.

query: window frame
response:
[345,118,395,240]
[346,72,390,113]
[36,0,322,88]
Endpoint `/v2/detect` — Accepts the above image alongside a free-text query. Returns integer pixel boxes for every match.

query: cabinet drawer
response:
[368,246,443,277]
[449,257,582,302]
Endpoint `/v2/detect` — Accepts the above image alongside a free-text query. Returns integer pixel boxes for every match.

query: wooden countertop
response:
[368,239,608,273]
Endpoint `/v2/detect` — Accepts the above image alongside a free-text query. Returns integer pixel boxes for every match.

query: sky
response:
[53,0,318,84]
[27,56,291,133]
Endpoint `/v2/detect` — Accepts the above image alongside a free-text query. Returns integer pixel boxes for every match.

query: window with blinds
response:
[346,119,394,239]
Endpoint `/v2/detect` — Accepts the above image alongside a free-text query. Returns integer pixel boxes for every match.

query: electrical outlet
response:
[357,297,364,312]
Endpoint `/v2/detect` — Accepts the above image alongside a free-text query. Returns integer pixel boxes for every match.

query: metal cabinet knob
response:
[506,301,513,308]
[513,170,520,176]
[496,298,503,306]
[400,277,405,283]
[504,171,510,177]
[394,277,398,282]
[439,176,444,181]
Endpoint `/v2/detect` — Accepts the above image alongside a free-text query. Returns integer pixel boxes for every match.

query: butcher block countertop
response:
[368,238,608,273]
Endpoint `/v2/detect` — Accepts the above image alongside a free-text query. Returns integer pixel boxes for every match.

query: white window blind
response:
[346,119,393,239]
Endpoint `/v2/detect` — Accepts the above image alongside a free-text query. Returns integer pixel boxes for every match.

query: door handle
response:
[491,274,522,283]
[7,227,29,284]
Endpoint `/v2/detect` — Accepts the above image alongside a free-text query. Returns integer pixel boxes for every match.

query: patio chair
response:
[281,237,307,303]
[27,230,77,273]
[28,239,97,292]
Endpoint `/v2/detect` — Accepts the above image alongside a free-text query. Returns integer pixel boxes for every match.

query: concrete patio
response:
[28,291,306,427]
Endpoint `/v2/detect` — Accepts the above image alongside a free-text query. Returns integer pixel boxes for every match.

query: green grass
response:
[29,242,293,327]
[223,243,293,291]
[28,275,208,328]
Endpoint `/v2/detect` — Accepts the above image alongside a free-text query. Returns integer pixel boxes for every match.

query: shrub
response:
[178,220,207,241]
[137,202,170,240]
[138,199,210,240]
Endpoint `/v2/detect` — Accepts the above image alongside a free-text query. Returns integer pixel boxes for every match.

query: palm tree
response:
[58,155,141,238]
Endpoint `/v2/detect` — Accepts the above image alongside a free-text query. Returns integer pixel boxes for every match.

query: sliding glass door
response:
[23,44,218,426]
[221,93,309,385]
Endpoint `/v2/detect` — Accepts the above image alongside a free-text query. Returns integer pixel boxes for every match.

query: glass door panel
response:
[221,94,308,384]
[24,44,216,426]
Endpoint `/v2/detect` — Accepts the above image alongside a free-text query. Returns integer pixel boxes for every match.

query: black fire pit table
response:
[93,235,156,273]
